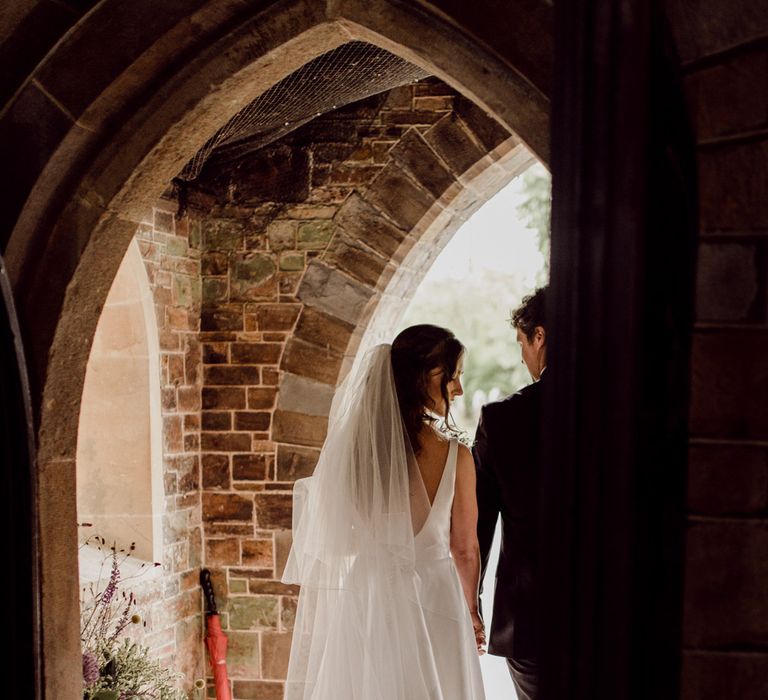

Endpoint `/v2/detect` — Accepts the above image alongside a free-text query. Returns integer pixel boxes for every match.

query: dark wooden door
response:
[1,253,42,699]
[541,2,697,698]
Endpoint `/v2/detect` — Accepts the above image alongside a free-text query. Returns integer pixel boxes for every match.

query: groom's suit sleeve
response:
[473,405,502,600]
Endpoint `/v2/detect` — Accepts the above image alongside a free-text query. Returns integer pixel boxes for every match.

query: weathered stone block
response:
[183,412,200,431]
[383,85,413,109]
[201,305,243,331]
[388,128,457,198]
[247,579,299,597]
[280,596,297,631]
[232,145,310,203]
[690,331,768,440]
[266,219,297,252]
[453,95,512,152]
[229,595,278,631]
[232,681,283,700]
[324,233,389,287]
[177,456,199,493]
[297,220,334,250]
[684,521,768,647]
[164,235,187,257]
[205,538,240,566]
[424,112,485,177]
[201,252,228,275]
[688,444,768,515]
[293,306,355,355]
[202,454,230,489]
[276,445,320,481]
[297,261,374,326]
[172,274,200,307]
[177,386,201,412]
[223,632,260,678]
[231,253,277,300]
[202,493,253,521]
[163,415,183,452]
[272,410,328,448]
[247,387,278,409]
[202,387,245,410]
[281,337,343,385]
[279,252,304,271]
[263,368,280,386]
[202,277,228,304]
[366,165,435,231]
[254,304,301,331]
[695,242,761,321]
[202,411,231,431]
[233,454,270,481]
[380,109,444,127]
[231,342,282,365]
[234,411,271,432]
[201,432,251,452]
[681,651,768,700]
[335,192,407,258]
[261,632,292,679]
[276,373,333,417]
[255,493,293,529]
[203,218,244,251]
[202,342,228,364]
[242,539,273,569]
[204,365,261,386]
[229,579,248,594]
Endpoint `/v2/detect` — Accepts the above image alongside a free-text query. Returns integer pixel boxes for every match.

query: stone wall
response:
[124,202,204,686]
[182,78,518,697]
[670,8,768,698]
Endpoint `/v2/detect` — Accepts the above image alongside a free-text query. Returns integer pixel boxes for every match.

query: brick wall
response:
[675,18,768,699]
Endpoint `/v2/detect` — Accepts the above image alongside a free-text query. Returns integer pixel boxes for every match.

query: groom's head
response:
[511,287,548,381]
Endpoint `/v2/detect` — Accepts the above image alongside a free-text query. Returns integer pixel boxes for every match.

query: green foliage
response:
[516,163,551,284]
[80,538,190,700]
[85,640,187,700]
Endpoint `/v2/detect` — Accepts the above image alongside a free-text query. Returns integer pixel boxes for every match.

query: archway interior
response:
[73,39,535,697]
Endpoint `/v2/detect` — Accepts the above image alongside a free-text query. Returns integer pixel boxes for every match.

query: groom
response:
[473,287,547,700]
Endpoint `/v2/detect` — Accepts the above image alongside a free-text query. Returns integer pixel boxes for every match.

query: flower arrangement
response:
[79,534,196,700]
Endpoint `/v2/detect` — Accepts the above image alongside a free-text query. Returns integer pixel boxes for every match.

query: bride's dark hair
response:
[391,324,465,454]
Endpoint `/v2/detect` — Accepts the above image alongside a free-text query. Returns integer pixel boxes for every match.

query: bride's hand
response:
[471,611,486,655]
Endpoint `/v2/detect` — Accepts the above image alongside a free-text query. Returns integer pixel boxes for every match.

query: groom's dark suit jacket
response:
[473,375,542,663]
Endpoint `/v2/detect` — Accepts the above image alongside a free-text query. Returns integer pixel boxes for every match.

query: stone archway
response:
[181,78,536,694]
[0,3,551,697]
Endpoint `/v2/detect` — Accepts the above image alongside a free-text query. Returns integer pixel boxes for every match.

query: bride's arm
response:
[451,444,485,653]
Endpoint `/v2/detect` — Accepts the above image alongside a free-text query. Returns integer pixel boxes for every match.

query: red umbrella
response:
[201,569,232,700]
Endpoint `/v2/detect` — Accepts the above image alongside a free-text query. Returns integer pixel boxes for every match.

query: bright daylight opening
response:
[398,162,551,699]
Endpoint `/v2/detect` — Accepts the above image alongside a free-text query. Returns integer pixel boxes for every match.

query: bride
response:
[282,325,486,699]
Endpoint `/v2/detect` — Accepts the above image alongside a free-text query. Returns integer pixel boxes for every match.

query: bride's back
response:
[415,427,452,506]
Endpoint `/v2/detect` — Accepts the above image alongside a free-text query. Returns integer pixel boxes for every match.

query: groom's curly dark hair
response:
[511,286,548,341]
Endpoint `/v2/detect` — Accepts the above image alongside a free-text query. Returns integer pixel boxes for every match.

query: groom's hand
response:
[471,611,486,655]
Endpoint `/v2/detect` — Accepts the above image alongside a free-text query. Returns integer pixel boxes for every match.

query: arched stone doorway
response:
[0,3,551,697]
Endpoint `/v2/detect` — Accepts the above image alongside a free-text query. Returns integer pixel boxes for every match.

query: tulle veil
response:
[282,343,441,699]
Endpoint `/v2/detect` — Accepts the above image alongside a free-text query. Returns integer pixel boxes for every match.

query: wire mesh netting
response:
[179,41,429,181]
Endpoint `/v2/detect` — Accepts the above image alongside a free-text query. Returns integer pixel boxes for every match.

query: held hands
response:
[471,611,486,655]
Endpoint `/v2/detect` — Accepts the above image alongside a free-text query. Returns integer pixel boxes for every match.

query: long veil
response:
[282,344,439,699]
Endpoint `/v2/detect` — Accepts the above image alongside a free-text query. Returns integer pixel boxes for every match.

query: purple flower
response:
[102,556,120,606]
[82,649,100,686]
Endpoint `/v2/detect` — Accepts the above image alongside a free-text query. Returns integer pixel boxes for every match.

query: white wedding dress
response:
[413,438,486,699]
[282,345,485,700]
